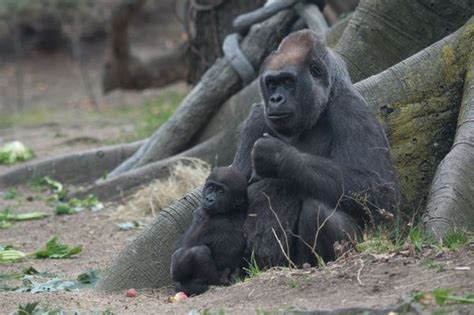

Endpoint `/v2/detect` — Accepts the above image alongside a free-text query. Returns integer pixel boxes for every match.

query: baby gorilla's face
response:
[201,167,248,216]
[202,181,229,215]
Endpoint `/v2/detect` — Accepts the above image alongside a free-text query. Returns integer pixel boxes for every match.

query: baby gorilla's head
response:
[202,167,248,215]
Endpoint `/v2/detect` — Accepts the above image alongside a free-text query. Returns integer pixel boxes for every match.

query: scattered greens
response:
[0,141,34,165]
[0,208,49,222]
[76,269,100,285]
[16,302,40,315]
[3,188,17,200]
[19,277,77,293]
[0,245,27,263]
[0,266,100,293]
[33,236,82,259]
[36,177,104,215]
[117,220,141,231]
[55,194,104,215]
[414,288,474,305]
[41,176,66,201]
[14,302,114,315]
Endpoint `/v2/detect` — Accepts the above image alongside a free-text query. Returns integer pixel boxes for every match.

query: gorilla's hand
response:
[251,134,294,179]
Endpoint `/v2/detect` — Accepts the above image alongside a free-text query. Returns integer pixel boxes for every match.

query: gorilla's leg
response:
[296,200,360,265]
[171,245,220,295]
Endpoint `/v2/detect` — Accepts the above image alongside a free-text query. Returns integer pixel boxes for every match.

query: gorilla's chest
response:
[244,179,302,266]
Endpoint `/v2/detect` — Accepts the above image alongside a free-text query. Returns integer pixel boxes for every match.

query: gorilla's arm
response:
[252,135,393,210]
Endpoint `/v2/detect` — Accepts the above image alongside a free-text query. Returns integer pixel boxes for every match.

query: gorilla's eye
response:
[283,78,294,88]
[267,80,277,91]
[206,186,214,193]
[310,64,321,78]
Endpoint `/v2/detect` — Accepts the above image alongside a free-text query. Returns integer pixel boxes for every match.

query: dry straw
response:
[118,158,210,219]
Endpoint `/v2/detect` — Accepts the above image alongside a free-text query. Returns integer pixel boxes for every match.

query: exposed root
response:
[0,140,143,187]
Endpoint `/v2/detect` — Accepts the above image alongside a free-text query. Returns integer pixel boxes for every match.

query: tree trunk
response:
[357,19,473,209]
[102,0,189,93]
[96,19,473,291]
[186,0,265,83]
[335,0,474,82]
[423,58,474,239]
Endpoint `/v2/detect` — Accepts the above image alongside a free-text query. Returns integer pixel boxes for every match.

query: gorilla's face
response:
[201,167,248,216]
[259,31,332,138]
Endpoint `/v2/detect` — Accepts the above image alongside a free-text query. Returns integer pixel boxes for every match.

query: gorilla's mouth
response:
[267,113,293,121]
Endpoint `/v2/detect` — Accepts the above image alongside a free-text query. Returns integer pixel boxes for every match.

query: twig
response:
[271,228,295,268]
[263,192,297,269]
[357,258,365,286]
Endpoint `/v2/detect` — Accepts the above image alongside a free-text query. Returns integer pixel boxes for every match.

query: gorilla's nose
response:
[269,93,286,106]
[205,194,215,203]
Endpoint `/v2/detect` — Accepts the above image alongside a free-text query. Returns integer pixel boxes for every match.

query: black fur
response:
[232,30,400,267]
[170,167,248,295]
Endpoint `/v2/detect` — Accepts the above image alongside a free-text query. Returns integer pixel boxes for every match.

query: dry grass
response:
[116,158,210,220]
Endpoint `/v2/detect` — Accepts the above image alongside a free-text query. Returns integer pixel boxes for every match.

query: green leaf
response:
[13,212,49,221]
[55,194,103,215]
[0,208,49,221]
[0,141,34,165]
[41,176,63,193]
[0,249,27,263]
[117,221,141,231]
[29,278,77,294]
[432,288,453,305]
[55,203,80,215]
[3,188,17,200]
[34,236,82,259]
[17,302,40,315]
[76,269,100,284]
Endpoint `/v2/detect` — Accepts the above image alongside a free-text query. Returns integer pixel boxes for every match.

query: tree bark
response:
[72,127,236,201]
[335,0,474,82]
[423,58,474,239]
[95,186,201,290]
[357,18,473,209]
[96,20,473,291]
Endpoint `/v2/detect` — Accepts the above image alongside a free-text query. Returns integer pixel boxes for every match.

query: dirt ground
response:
[0,185,473,315]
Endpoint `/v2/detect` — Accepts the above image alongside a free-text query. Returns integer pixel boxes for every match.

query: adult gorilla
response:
[232,30,400,267]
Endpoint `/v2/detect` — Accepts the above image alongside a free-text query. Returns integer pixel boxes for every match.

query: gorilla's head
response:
[259,30,350,138]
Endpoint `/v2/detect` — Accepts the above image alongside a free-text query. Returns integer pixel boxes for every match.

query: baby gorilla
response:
[170,167,248,296]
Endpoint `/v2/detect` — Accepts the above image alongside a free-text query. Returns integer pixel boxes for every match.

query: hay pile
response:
[120,159,210,219]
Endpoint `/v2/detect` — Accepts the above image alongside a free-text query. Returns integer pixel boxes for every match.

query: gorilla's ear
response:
[310,63,321,78]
